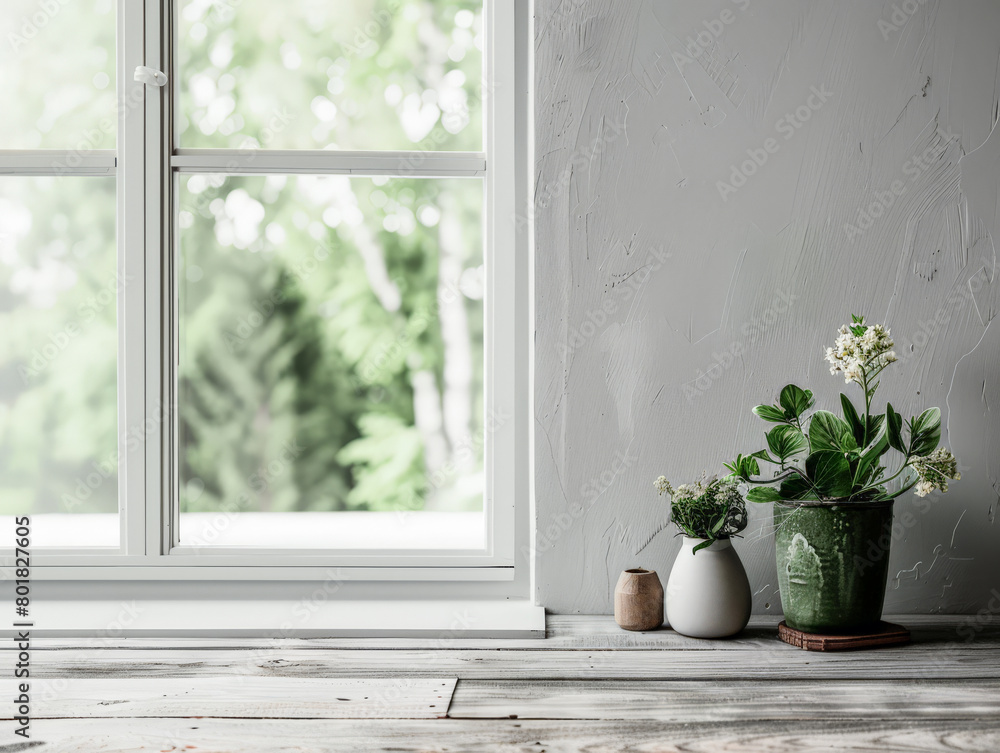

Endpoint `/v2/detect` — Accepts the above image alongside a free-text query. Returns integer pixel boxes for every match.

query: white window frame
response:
[2,0,534,604]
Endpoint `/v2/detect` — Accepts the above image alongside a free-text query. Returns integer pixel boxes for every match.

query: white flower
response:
[910,448,961,496]
[653,476,672,496]
[675,483,695,498]
[824,319,896,385]
[656,473,725,503]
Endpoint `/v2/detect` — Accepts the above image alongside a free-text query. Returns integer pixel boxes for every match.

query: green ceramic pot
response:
[774,499,894,634]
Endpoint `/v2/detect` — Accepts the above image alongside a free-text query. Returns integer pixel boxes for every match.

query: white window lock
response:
[134,65,168,87]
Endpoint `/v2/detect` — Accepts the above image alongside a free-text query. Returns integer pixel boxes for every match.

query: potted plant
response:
[652,475,752,638]
[725,315,961,634]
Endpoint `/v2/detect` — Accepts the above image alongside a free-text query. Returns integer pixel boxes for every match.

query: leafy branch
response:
[725,315,957,505]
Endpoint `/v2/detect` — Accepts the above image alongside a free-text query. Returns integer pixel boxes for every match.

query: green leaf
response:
[725,453,762,480]
[746,486,783,503]
[778,475,819,501]
[886,403,905,453]
[766,425,808,462]
[808,410,858,454]
[862,427,889,457]
[855,430,889,489]
[779,384,814,419]
[867,413,885,440]
[742,456,761,478]
[907,407,941,457]
[753,405,788,423]
[806,450,854,497]
[840,393,865,446]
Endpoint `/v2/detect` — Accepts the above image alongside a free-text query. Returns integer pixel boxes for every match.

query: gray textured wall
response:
[533,0,1000,614]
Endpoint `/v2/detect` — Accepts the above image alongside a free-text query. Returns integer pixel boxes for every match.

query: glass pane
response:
[177,0,483,151]
[176,175,484,549]
[0,0,117,149]
[0,177,118,548]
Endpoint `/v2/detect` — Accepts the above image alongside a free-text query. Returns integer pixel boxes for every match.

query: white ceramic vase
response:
[665,537,752,639]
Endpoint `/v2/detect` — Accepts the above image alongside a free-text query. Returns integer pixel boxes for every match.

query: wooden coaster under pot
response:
[777,620,911,651]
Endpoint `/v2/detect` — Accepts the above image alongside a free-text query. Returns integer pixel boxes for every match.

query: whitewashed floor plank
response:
[24,643,999,681]
[12,717,1000,753]
[448,678,1000,721]
[0,677,456,720]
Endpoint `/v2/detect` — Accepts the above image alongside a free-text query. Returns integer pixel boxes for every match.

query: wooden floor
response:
[4,614,1000,752]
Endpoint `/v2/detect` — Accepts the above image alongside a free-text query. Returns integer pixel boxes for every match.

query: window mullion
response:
[146,0,169,558]
[484,0,516,565]
[120,0,150,557]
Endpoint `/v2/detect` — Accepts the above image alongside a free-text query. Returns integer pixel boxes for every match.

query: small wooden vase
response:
[614,568,664,631]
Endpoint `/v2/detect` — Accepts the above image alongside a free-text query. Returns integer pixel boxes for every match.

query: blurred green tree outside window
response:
[175,0,487,528]
[0,0,486,545]
[0,0,118,541]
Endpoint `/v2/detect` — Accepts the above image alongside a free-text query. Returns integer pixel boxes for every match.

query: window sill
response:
[11,598,545,639]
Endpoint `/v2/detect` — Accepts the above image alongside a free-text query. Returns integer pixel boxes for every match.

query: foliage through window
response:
[0,0,513,563]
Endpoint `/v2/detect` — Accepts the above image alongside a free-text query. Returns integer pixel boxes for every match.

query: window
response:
[0,0,120,549]
[1,0,527,587]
